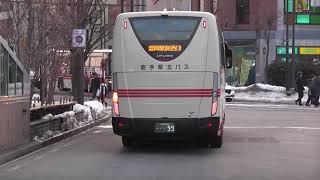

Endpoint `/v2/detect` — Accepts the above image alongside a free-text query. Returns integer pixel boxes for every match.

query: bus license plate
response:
[154,123,175,133]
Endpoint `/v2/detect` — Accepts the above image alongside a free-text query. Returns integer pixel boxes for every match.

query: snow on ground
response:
[230,83,309,104]
[34,101,110,142]
[84,101,106,120]
[31,94,40,104]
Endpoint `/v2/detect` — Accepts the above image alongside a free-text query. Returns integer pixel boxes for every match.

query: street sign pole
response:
[285,0,290,91]
[291,1,296,89]
[72,29,86,105]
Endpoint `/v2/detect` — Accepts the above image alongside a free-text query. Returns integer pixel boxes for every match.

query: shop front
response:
[276,46,320,65]
[226,45,256,86]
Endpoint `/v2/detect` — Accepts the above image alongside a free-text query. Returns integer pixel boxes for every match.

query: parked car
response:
[225,83,235,102]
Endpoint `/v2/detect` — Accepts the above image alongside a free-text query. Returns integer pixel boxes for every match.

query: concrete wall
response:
[0,98,30,152]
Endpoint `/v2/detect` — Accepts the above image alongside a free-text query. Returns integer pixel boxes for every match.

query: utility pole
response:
[121,0,124,13]
[291,0,296,89]
[72,0,85,104]
[285,0,290,91]
[131,0,134,12]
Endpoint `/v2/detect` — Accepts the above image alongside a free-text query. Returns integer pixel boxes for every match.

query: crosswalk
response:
[226,102,320,111]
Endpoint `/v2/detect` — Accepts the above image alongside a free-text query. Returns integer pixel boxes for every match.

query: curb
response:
[0,115,110,166]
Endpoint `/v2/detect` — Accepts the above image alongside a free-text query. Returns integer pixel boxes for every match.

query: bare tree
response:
[4,0,114,104]
[260,14,278,83]
[209,0,218,15]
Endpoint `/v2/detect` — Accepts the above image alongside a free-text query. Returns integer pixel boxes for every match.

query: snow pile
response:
[61,111,78,131]
[33,130,61,142]
[33,101,109,142]
[41,113,53,121]
[32,94,40,104]
[84,101,106,120]
[231,83,287,93]
[73,103,93,123]
[230,83,309,104]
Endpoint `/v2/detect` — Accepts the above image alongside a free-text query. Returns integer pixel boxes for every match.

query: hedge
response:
[267,61,320,87]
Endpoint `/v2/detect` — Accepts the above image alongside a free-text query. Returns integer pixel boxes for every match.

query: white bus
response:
[111,11,232,148]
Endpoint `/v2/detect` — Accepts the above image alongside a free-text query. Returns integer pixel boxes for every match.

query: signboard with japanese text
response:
[140,64,190,71]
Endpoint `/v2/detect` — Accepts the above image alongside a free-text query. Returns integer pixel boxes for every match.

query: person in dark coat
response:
[295,71,305,106]
[90,72,100,99]
[311,72,320,107]
[305,75,315,106]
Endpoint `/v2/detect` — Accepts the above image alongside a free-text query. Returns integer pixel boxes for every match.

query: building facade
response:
[217,0,278,85]
[0,34,30,152]
[0,0,12,41]
[275,0,320,66]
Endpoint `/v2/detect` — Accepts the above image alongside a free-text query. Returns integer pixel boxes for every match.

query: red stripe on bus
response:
[118,94,212,98]
[117,89,213,98]
[117,89,213,92]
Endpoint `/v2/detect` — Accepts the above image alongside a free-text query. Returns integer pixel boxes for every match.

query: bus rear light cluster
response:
[211,101,218,116]
[211,89,220,116]
[113,91,120,117]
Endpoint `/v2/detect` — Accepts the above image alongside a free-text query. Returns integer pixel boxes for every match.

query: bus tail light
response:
[113,91,120,117]
[211,89,220,116]
[211,101,218,116]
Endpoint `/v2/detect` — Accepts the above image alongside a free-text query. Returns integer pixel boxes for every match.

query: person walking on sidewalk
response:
[306,76,315,106]
[90,72,100,99]
[311,72,320,107]
[295,71,305,106]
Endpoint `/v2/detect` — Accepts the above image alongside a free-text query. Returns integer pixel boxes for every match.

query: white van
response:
[111,11,232,148]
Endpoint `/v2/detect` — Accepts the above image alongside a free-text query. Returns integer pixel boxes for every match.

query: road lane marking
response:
[7,165,23,172]
[97,125,113,129]
[227,103,320,111]
[33,155,44,160]
[93,130,103,134]
[227,103,288,107]
[225,126,320,130]
[49,148,60,153]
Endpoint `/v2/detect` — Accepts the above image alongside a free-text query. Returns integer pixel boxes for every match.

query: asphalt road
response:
[0,103,319,180]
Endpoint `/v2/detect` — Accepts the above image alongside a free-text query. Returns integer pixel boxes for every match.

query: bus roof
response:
[117,11,216,20]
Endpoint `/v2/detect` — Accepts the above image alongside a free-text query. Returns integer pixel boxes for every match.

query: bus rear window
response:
[129,17,201,41]
[129,16,201,62]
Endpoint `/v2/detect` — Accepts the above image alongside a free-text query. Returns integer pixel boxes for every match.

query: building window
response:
[236,0,250,24]
[8,57,17,96]
[0,44,24,97]
[17,66,23,95]
[0,45,8,96]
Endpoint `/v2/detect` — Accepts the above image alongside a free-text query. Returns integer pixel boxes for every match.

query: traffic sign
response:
[72,29,86,48]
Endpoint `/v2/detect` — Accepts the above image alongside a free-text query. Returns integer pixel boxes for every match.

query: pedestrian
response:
[90,72,100,99]
[295,71,305,106]
[311,72,320,107]
[305,75,315,106]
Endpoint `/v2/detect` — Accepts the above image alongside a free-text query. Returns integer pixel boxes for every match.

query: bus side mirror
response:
[225,44,233,69]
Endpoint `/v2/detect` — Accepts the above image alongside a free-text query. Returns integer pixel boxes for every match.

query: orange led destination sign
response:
[148,45,182,52]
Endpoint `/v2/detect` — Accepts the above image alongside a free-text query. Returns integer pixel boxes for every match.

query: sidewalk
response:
[0,114,110,166]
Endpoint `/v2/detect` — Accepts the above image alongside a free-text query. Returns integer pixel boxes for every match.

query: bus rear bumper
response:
[112,117,221,140]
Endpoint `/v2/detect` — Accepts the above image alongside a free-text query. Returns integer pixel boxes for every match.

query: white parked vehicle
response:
[111,11,232,148]
[225,84,235,102]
